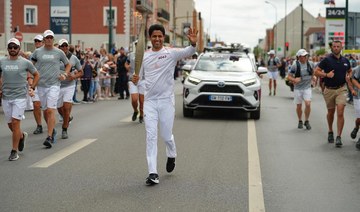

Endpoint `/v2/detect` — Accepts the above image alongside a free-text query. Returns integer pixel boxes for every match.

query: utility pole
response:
[300,0,304,48]
[284,0,287,57]
[173,0,176,46]
[108,0,113,53]
[345,0,348,49]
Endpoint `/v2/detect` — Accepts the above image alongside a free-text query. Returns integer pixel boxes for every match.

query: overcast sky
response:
[194,0,360,48]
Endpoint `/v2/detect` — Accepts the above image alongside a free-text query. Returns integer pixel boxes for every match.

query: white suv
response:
[182,48,267,119]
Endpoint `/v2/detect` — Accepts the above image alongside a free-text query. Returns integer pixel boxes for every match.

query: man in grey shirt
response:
[287,49,314,130]
[31,30,71,148]
[0,38,39,160]
[57,39,83,139]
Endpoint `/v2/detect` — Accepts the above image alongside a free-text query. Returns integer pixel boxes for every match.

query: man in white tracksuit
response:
[133,24,198,185]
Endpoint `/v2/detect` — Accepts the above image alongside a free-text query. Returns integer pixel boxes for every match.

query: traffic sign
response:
[14,31,23,42]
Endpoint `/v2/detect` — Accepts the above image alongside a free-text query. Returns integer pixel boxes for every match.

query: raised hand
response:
[186,27,198,45]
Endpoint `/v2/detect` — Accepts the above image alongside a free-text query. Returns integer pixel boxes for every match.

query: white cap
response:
[7,38,20,46]
[103,64,110,69]
[268,50,275,55]
[43,30,54,37]
[58,39,69,46]
[34,34,43,41]
[296,49,308,57]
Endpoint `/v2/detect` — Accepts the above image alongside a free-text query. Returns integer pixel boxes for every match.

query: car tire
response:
[250,108,260,120]
[183,104,194,117]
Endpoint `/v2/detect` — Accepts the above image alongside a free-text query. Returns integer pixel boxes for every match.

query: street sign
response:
[14,31,23,42]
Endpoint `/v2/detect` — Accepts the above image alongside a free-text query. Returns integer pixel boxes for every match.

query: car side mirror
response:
[257,66,268,75]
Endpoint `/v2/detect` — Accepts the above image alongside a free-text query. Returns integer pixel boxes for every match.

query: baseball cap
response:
[268,50,275,55]
[7,38,20,46]
[296,49,308,57]
[58,39,69,46]
[34,34,43,41]
[43,30,55,37]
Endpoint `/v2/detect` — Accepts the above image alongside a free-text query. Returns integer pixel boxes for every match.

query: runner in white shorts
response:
[127,50,145,123]
[287,49,315,130]
[350,65,360,149]
[266,50,281,96]
[31,30,71,149]
[29,34,45,135]
[0,38,39,161]
[57,39,83,139]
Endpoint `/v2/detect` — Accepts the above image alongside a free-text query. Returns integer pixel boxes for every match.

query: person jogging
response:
[31,30,71,148]
[57,39,83,139]
[287,49,315,130]
[0,38,39,160]
[133,24,198,185]
[29,34,44,135]
[314,40,354,147]
[127,44,145,123]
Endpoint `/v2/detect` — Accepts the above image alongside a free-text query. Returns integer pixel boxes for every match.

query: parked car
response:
[183,47,267,119]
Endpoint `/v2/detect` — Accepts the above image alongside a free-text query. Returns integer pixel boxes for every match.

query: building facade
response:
[0,0,203,54]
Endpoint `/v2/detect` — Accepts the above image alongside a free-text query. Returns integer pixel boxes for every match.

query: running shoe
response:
[298,121,303,129]
[62,130,68,139]
[166,157,176,173]
[132,111,138,121]
[51,129,57,144]
[335,136,342,147]
[33,125,43,134]
[8,150,19,161]
[304,121,311,130]
[351,127,359,139]
[356,138,360,150]
[43,136,52,148]
[328,132,334,143]
[146,173,159,185]
[139,116,144,123]
[18,132,28,152]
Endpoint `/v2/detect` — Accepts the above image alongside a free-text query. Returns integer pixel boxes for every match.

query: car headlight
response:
[187,76,201,85]
[242,78,257,86]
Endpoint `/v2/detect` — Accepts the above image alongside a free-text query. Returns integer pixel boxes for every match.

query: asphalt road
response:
[0,77,360,212]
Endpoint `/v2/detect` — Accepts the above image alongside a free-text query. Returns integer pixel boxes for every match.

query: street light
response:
[265,1,277,52]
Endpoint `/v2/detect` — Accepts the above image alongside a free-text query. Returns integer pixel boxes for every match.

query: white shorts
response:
[293,88,312,104]
[353,99,360,118]
[267,71,278,80]
[31,87,40,102]
[37,85,60,110]
[129,81,145,95]
[57,85,76,108]
[2,99,27,123]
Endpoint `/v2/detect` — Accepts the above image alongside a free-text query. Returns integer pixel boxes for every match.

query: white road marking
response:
[29,139,97,168]
[120,115,133,122]
[248,120,266,212]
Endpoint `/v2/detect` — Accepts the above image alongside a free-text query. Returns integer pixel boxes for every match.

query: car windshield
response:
[194,54,254,72]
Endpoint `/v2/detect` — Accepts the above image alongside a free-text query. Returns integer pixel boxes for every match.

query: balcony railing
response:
[157,8,170,22]
[136,0,153,14]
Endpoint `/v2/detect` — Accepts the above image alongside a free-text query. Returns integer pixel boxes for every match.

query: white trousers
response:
[144,96,177,174]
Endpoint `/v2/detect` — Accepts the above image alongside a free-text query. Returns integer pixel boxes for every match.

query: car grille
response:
[189,95,254,108]
[199,84,243,94]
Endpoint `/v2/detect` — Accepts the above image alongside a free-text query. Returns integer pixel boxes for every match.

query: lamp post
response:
[265,1,277,52]
[284,0,287,57]
[108,0,113,53]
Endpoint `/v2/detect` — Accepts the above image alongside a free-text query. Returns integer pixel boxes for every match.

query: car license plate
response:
[209,95,232,102]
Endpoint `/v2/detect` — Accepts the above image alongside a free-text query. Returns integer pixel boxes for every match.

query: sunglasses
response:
[34,39,42,43]
[60,44,68,48]
[45,36,54,39]
[8,45,19,50]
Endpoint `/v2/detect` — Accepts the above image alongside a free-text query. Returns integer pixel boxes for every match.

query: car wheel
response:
[250,108,260,120]
[183,103,194,117]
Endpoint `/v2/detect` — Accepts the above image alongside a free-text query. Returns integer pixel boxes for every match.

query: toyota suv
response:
[182,46,267,119]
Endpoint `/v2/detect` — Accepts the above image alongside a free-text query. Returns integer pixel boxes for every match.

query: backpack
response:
[295,60,313,78]
[267,58,277,66]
